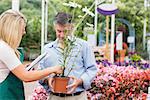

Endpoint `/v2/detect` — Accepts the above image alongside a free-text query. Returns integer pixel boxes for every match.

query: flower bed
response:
[87,63,150,99]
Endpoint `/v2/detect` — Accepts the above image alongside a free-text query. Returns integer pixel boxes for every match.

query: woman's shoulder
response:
[0,40,12,53]
[0,40,8,49]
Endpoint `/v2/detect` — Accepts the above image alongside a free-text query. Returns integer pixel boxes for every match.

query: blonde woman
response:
[0,9,62,100]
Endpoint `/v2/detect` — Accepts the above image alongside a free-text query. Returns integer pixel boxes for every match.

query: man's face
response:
[54,24,73,41]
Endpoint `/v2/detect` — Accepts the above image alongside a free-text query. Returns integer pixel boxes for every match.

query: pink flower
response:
[31,85,48,100]
[88,64,149,99]
[142,93,147,100]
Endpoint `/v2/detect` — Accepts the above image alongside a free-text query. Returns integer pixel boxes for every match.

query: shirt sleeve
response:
[0,43,21,70]
[80,42,98,90]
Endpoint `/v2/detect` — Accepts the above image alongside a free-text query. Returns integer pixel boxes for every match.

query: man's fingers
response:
[66,82,77,94]
[66,83,75,89]
[67,88,75,94]
[69,76,76,80]
[51,88,54,92]
[48,78,54,89]
[49,82,53,88]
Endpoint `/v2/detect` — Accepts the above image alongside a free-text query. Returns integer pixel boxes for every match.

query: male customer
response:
[39,12,97,100]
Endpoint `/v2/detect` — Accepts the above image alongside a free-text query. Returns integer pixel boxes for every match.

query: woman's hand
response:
[52,66,63,74]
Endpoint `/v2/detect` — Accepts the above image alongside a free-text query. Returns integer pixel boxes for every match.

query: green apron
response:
[0,72,25,100]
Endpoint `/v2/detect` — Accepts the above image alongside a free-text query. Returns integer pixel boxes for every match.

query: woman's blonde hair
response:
[0,9,27,56]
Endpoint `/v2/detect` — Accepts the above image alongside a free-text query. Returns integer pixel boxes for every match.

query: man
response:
[39,12,97,100]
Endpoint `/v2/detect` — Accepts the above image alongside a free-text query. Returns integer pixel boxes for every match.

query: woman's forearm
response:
[23,67,55,82]
[12,64,56,82]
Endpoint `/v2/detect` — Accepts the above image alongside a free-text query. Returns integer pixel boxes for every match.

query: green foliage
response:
[21,16,41,48]
[130,54,141,62]
[0,0,94,50]
[115,0,150,58]
[19,0,41,51]
[0,0,11,14]
[0,0,150,59]
[58,37,81,77]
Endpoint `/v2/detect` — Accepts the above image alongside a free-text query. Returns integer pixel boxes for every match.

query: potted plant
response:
[52,35,82,93]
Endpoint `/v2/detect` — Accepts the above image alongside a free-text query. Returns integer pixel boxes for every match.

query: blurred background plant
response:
[130,54,142,62]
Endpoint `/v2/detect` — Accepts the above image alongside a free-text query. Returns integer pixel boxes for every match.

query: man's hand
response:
[53,66,63,74]
[48,77,54,92]
[66,76,83,94]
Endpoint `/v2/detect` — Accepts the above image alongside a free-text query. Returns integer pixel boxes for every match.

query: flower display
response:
[87,62,150,99]
[31,51,150,100]
[32,63,149,100]
[31,86,48,100]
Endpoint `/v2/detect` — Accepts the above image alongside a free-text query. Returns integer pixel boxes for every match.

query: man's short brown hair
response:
[54,12,72,25]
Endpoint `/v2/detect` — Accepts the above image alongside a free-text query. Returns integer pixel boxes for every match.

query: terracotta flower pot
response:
[53,77,69,93]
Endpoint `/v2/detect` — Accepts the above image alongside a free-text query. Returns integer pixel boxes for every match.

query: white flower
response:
[82,6,95,17]
[63,2,82,8]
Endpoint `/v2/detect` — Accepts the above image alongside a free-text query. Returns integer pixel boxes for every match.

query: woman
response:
[0,9,62,99]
